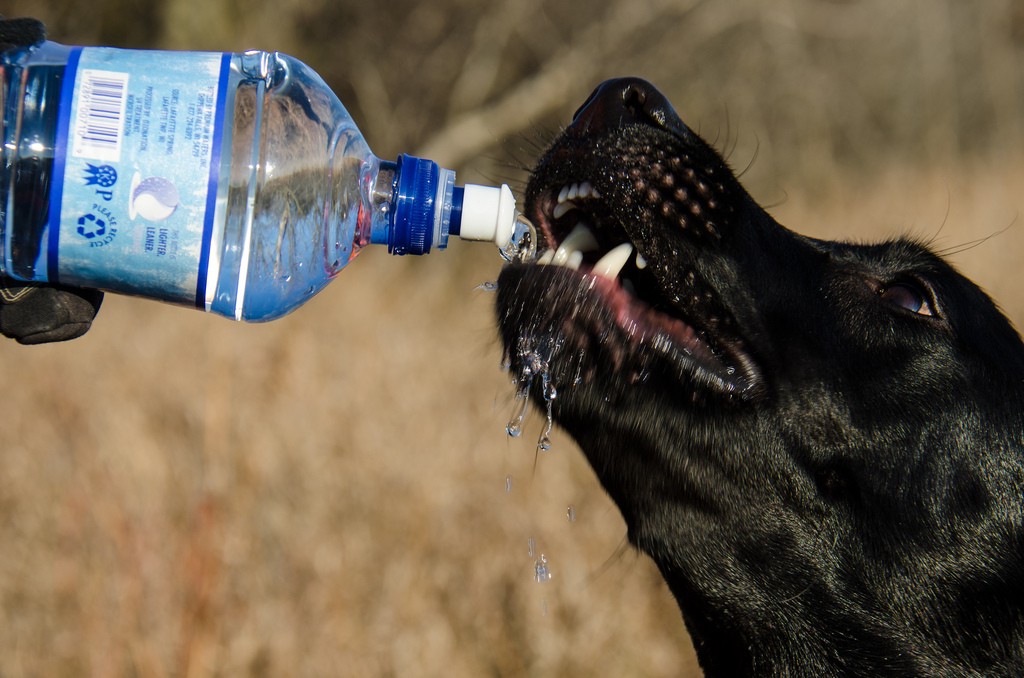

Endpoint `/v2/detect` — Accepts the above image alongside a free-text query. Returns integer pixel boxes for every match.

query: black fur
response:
[496,78,1024,676]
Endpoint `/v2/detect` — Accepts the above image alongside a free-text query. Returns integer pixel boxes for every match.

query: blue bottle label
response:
[49,47,231,306]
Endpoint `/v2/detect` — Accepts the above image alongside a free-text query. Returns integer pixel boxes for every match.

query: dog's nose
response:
[570,77,689,137]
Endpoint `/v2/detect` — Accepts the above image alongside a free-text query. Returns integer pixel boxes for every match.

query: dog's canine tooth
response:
[636,252,648,269]
[594,242,634,280]
[537,249,555,265]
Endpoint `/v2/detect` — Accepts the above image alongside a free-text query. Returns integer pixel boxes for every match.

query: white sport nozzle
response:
[457,184,518,247]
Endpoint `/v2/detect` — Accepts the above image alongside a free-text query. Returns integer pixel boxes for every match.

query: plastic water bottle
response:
[0,42,521,321]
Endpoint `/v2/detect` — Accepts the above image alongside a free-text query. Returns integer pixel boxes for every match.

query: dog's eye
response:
[879,282,935,316]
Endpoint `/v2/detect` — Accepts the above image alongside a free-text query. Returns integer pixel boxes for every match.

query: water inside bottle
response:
[0,48,67,280]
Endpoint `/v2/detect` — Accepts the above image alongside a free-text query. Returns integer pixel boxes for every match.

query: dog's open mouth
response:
[497,124,764,406]
[533,179,730,381]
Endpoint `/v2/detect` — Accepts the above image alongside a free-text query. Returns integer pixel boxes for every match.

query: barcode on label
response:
[71,68,129,162]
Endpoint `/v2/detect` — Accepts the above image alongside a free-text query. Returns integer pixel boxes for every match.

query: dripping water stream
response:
[487,213,575,602]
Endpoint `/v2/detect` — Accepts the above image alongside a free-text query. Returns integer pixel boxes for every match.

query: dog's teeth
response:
[556,182,601,207]
[566,250,584,270]
[553,223,599,265]
[537,249,555,265]
[563,223,599,252]
[552,201,574,219]
[594,243,634,280]
[636,252,647,269]
[558,200,591,221]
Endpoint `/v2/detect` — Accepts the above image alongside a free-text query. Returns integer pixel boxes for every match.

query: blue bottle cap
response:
[390,154,438,255]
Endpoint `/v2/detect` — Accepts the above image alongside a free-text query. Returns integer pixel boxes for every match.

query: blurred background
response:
[2,1,1022,675]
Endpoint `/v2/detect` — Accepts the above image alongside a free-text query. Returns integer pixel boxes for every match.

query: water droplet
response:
[537,431,552,452]
[536,397,554,452]
[505,475,513,493]
[534,554,552,583]
[506,392,530,438]
[501,213,538,263]
[476,280,499,292]
[567,505,576,522]
[527,537,536,558]
[521,351,544,380]
[506,336,566,444]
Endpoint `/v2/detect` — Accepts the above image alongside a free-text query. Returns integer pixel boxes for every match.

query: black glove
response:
[1,16,104,344]
[0,16,45,48]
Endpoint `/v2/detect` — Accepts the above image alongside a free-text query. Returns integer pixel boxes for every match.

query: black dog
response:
[496,78,1024,676]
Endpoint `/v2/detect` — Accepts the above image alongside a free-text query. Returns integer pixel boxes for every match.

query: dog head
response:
[496,78,1024,675]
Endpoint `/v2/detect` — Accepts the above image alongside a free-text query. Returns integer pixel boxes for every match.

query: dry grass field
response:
[3,1,1023,676]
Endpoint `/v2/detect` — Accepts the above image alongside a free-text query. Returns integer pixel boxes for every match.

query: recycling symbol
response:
[76,213,107,239]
